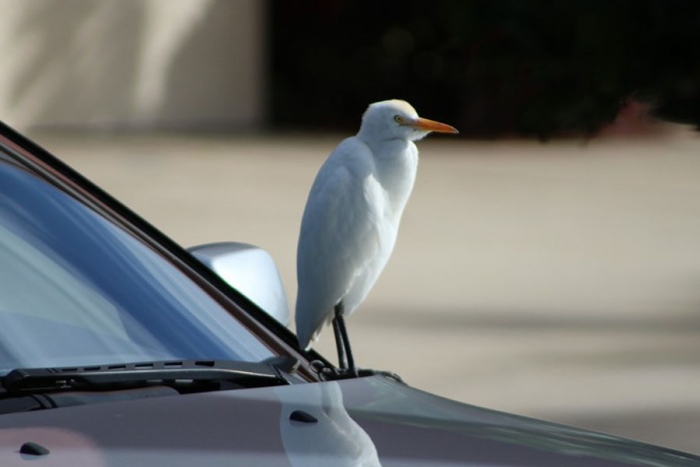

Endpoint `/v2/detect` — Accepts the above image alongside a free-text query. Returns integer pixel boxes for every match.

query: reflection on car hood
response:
[0,376,696,466]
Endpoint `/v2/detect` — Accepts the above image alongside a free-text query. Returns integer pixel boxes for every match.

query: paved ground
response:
[30,129,700,455]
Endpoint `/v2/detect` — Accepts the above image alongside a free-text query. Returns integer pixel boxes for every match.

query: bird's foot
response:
[310,360,404,383]
[310,360,357,380]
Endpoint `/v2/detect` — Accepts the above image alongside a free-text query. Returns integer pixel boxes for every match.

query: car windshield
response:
[0,150,274,375]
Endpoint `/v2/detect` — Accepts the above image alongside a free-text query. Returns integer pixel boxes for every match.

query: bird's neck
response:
[367,138,418,210]
[364,138,408,160]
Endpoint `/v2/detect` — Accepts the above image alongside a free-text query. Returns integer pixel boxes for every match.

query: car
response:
[0,120,696,466]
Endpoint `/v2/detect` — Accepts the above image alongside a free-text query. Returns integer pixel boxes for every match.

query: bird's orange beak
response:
[410,117,459,134]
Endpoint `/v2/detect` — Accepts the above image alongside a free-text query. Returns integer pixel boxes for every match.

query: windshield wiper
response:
[1,359,291,395]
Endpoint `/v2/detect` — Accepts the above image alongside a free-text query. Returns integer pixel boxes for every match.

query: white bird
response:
[295,99,458,376]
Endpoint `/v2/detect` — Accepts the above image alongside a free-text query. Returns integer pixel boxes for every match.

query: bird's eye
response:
[394,115,404,124]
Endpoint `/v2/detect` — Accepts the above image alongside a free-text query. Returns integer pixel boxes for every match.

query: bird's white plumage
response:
[295,100,456,350]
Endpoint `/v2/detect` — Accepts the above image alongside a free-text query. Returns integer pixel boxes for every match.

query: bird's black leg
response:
[333,302,358,377]
[332,307,348,370]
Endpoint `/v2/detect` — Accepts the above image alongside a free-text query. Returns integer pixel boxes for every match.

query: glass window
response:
[0,153,273,374]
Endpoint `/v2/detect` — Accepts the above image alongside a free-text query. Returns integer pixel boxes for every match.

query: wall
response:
[0,0,265,130]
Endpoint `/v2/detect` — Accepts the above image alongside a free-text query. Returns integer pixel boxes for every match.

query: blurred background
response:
[1,0,700,454]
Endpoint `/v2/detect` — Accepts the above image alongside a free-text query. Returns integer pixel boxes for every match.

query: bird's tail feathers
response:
[297,327,321,351]
[296,312,333,351]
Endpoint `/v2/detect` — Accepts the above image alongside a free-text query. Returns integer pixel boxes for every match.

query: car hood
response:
[0,376,696,466]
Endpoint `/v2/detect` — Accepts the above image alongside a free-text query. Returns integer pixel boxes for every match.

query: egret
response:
[295,99,458,377]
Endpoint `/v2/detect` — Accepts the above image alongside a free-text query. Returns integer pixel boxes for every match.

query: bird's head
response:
[358,99,458,143]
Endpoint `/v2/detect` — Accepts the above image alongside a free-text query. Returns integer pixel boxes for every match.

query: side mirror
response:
[187,242,290,326]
